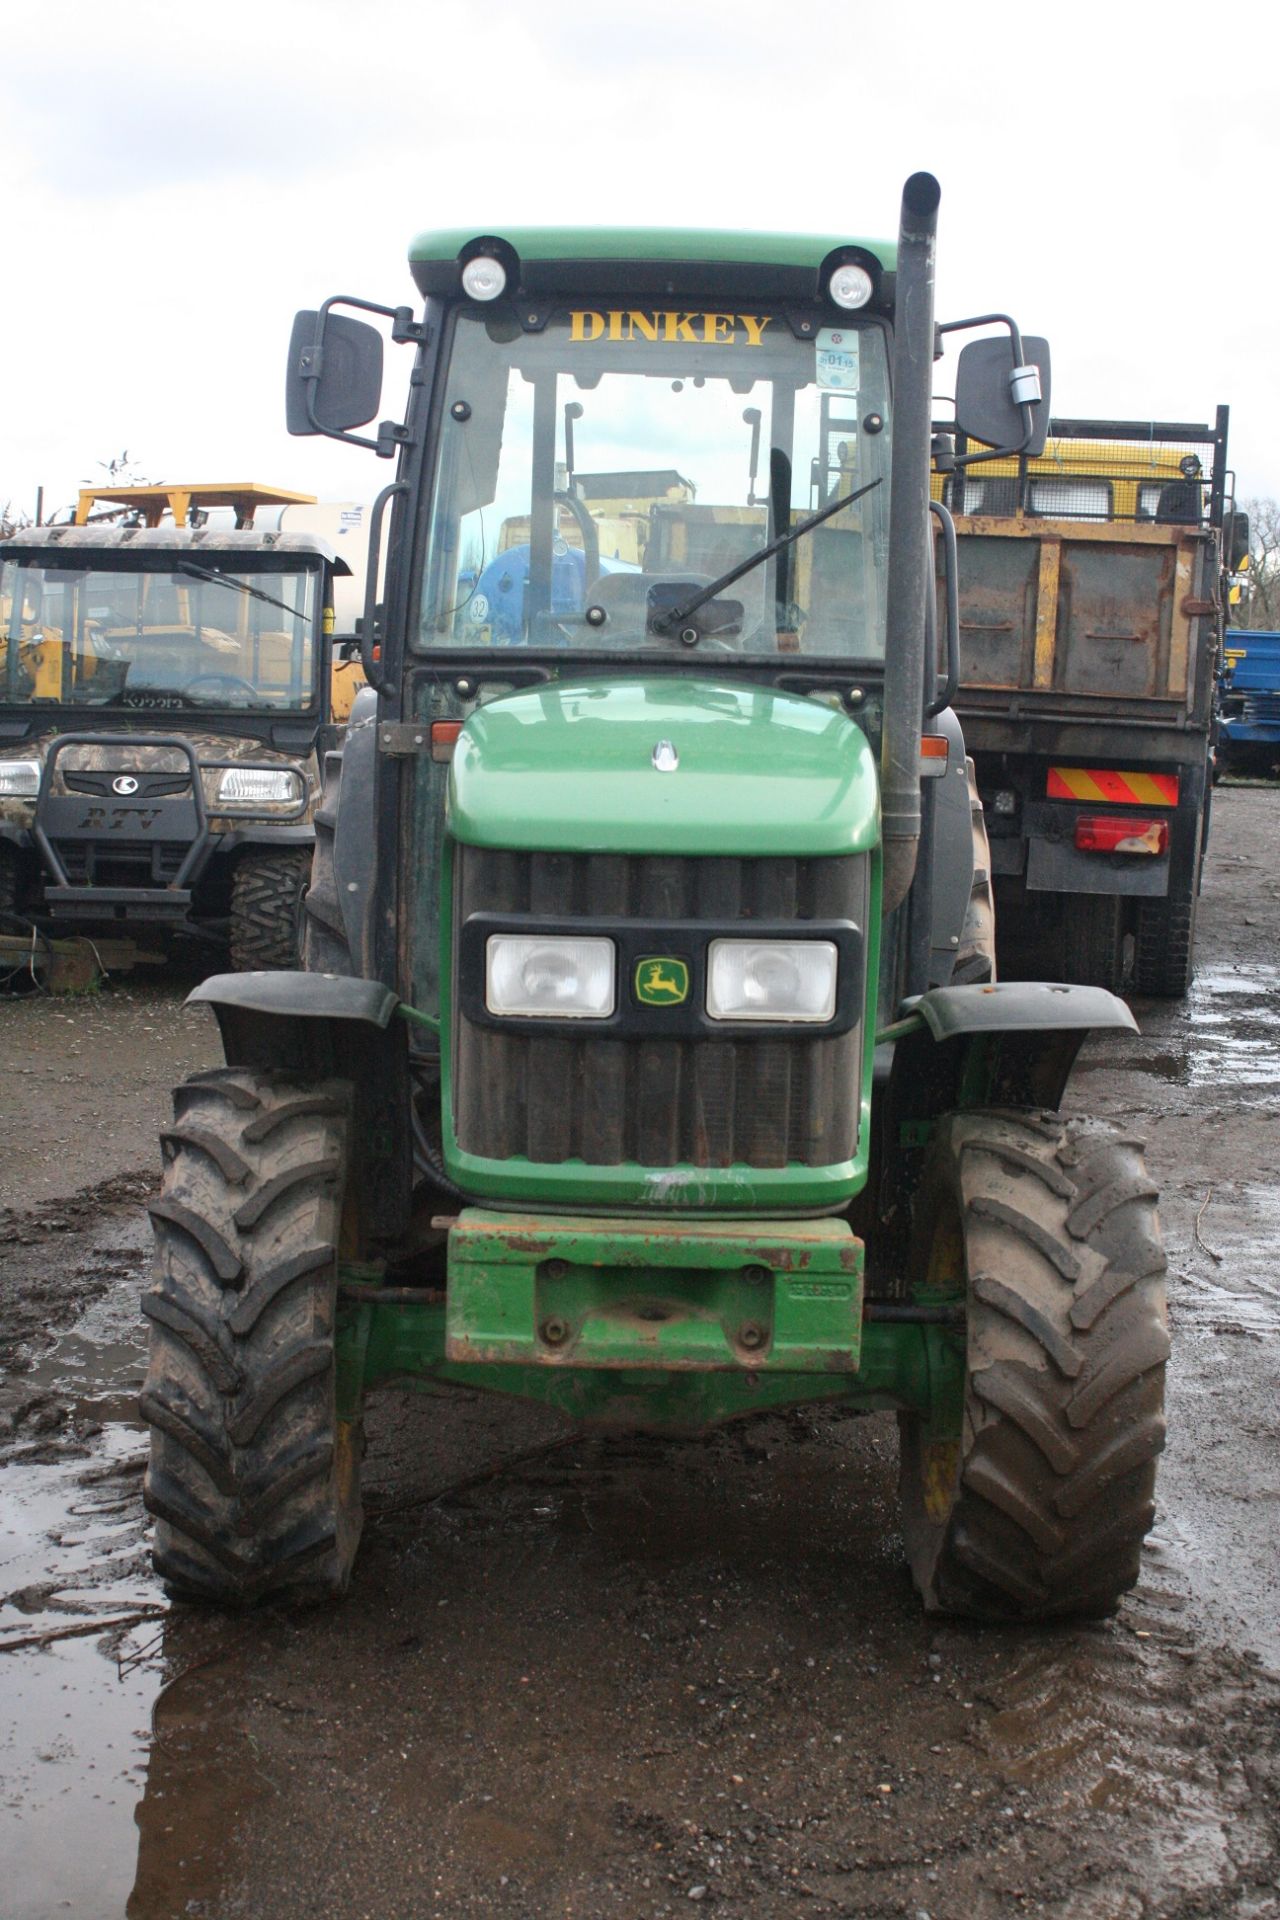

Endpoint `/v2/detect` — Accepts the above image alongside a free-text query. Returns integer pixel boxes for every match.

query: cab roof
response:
[3,526,349,573]
[408,227,895,307]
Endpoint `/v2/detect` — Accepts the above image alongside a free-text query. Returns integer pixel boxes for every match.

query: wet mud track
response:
[2,791,1279,1919]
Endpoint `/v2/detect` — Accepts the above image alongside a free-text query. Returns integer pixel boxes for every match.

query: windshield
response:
[0,556,320,712]
[418,305,892,659]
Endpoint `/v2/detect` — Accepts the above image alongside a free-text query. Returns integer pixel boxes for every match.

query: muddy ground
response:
[2,789,1279,1920]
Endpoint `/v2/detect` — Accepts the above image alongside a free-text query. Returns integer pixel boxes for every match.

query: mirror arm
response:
[925,501,960,718]
[301,296,426,456]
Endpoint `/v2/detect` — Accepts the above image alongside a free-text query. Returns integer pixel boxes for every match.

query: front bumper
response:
[444,1210,864,1373]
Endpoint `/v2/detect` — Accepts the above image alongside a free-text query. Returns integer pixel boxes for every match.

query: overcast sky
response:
[1,0,1274,521]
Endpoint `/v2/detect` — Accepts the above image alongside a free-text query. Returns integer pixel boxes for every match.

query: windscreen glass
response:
[418,305,892,659]
[0,557,320,712]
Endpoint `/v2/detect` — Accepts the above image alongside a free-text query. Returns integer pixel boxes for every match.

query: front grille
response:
[452,847,864,1169]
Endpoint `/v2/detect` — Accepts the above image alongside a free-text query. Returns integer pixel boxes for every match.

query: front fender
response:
[909,980,1137,1039]
[886,979,1136,1121]
[187,971,410,1242]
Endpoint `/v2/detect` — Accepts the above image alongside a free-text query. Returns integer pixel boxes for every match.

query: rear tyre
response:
[1062,893,1127,992]
[1133,885,1197,998]
[229,849,311,971]
[899,1108,1167,1621]
[141,1067,363,1606]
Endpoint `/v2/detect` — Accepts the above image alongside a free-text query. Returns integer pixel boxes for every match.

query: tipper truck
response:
[943,414,1237,995]
[139,178,1170,1623]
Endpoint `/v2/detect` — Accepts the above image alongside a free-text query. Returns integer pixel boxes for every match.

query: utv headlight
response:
[0,759,41,798]
[485,934,616,1018]
[216,767,302,806]
[707,938,838,1022]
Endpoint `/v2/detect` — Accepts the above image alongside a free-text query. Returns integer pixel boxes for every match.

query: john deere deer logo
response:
[635,957,690,1006]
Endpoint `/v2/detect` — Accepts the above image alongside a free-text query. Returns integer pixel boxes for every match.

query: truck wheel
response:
[1133,887,1196,997]
[1061,894,1126,991]
[229,849,311,971]
[300,747,354,975]
[899,1109,1167,1621]
[140,1067,363,1606]
[953,759,997,984]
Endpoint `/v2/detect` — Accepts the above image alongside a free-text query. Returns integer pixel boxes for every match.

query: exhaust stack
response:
[880,171,941,913]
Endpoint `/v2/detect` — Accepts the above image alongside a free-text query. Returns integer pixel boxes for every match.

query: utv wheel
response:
[0,843,19,921]
[899,1109,1168,1621]
[1133,886,1197,998]
[141,1068,363,1606]
[229,849,311,971]
[1061,894,1127,992]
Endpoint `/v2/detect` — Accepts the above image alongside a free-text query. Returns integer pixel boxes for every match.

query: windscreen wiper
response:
[649,476,884,637]
[174,562,305,620]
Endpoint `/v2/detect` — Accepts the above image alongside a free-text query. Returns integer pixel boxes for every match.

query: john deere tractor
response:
[141,176,1169,1619]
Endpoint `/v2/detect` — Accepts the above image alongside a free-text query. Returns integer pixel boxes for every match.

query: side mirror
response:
[286,311,384,436]
[955,335,1052,456]
[1228,511,1251,572]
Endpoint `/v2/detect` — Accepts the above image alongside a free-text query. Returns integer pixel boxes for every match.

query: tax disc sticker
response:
[816,327,860,392]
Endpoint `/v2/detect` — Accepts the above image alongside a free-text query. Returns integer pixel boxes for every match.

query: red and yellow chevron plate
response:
[1047,767,1179,805]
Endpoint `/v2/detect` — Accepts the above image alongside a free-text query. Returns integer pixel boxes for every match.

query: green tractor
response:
[141,176,1168,1619]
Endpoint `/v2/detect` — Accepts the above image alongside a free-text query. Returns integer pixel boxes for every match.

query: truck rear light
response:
[1074,815,1169,855]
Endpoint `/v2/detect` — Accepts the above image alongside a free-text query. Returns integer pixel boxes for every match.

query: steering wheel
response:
[182,672,261,701]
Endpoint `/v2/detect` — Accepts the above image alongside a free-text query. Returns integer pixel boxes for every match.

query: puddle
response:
[1,1270,164,1920]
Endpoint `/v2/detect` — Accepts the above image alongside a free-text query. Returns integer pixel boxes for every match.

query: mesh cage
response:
[938,415,1226,529]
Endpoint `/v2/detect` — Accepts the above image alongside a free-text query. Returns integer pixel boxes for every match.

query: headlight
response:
[707,939,837,1022]
[461,255,507,301]
[216,767,302,806]
[828,263,873,310]
[486,934,616,1018]
[0,760,41,798]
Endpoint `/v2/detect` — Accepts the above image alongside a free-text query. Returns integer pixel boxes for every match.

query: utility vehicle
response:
[141,177,1168,1619]
[0,482,361,967]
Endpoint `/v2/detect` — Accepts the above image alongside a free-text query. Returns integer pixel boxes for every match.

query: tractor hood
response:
[448,676,879,858]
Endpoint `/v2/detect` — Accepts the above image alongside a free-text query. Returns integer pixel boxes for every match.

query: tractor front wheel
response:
[141,1067,363,1606]
[899,1108,1168,1621]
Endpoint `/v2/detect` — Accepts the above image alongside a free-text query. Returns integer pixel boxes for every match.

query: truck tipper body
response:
[944,413,1230,995]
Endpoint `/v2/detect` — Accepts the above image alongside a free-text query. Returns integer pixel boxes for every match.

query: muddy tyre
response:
[1062,894,1127,992]
[900,1109,1168,1621]
[953,759,997,985]
[229,849,311,971]
[0,842,19,922]
[141,1068,362,1606]
[1133,885,1196,998]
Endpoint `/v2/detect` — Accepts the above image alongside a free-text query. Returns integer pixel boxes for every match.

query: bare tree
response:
[86,449,152,489]
[0,501,31,539]
[1235,498,1280,630]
